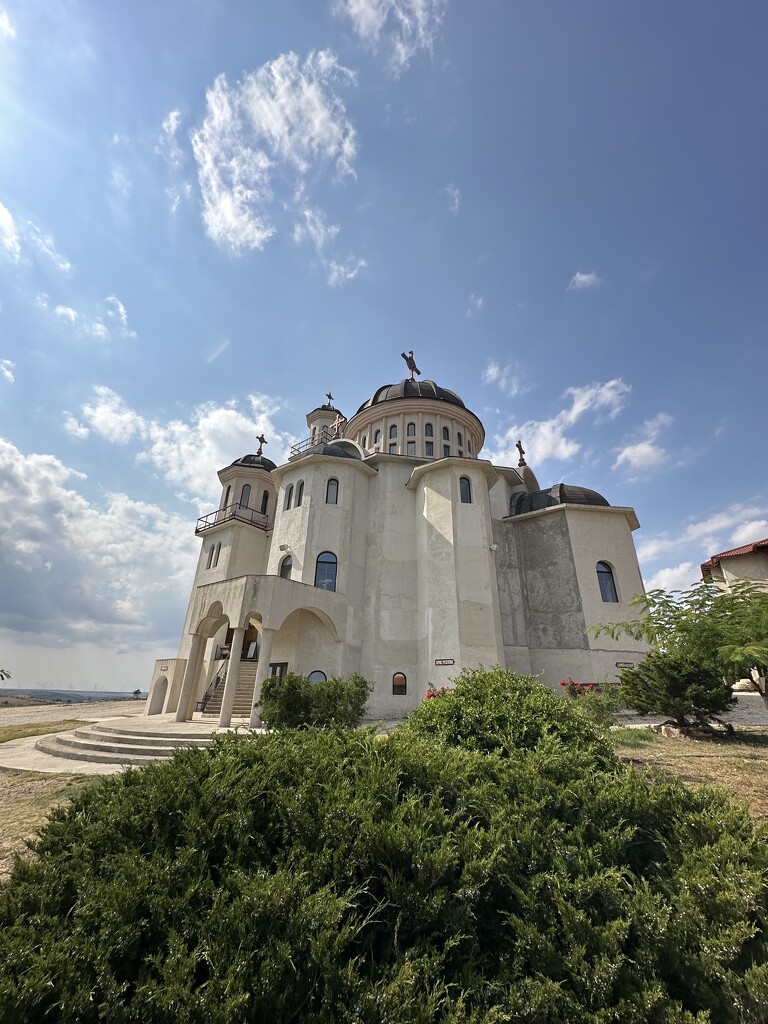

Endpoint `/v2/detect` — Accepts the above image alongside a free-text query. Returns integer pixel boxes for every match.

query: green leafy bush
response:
[1,668,766,1022]
[620,651,735,727]
[259,671,371,728]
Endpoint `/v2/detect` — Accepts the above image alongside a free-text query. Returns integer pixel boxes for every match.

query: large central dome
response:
[355,378,465,415]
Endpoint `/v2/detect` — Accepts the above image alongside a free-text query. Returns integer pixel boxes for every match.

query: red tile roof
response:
[701,537,768,575]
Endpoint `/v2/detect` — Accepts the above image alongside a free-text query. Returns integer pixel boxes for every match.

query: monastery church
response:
[146,356,647,726]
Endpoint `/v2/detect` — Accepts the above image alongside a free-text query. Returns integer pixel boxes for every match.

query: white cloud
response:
[645,562,699,592]
[105,294,136,337]
[1,359,14,383]
[86,321,110,340]
[0,438,196,650]
[443,183,460,213]
[730,519,768,546]
[334,0,446,74]
[485,378,630,467]
[613,411,672,475]
[191,51,357,254]
[34,293,49,310]
[205,338,231,363]
[466,293,484,317]
[481,359,525,397]
[62,414,90,439]
[568,270,603,292]
[0,201,21,261]
[25,222,71,272]
[54,304,78,323]
[157,109,193,213]
[636,502,768,565]
[75,387,296,502]
[293,206,366,286]
[41,294,136,342]
[0,8,15,40]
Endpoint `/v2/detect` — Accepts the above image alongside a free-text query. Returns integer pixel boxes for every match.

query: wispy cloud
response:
[613,412,672,477]
[191,50,357,255]
[466,293,484,317]
[637,502,768,564]
[293,206,366,286]
[443,182,460,213]
[0,201,21,261]
[0,8,15,40]
[157,109,193,212]
[644,562,699,592]
[481,359,526,397]
[25,222,71,272]
[567,270,603,292]
[333,0,446,74]
[105,294,136,338]
[205,338,231,364]
[485,378,630,466]
[730,520,768,546]
[1,358,15,383]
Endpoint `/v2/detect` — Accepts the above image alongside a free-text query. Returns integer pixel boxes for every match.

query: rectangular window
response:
[425,441,433,456]
[389,442,397,454]
[443,445,450,458]
[269,662,288,679]
[407,441,416,456]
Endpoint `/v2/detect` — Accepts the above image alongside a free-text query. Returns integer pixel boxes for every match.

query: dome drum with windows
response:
[147,355,648,729]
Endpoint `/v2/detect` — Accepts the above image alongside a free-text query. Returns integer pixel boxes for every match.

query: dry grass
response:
[0,721,89,744]
[0,768,91,880]
[612,726,768,820]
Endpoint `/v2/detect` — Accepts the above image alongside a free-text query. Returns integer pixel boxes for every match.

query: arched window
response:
[392,672,407,695]
[308,670,327,683]
[361,435,367,448]
[260,489,269,515]
[457,431,463,448]
[459,476,472,503]
[442,426,450,441]
[296,481,304,507]
[240,483,251,508]
[285,484,294,510]
[314,551,337,592]
[212,542,221,568]
[206,545,215,569]
[279,554,292,579]
[374,429,381,444]
[467,438,473,454]
[407,422,416,436]
[326,478,339,504]
[389,424,397,439]
[221,485,231,509]
[597,562,619,603]
[425,423,433,437]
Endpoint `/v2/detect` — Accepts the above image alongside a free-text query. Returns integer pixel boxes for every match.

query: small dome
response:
[304,442,358,460]
[510,483,610,517]
[229,454,277,472]
[355,378,465,414]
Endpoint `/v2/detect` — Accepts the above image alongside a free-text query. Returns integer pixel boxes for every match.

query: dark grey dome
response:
[304,442,358,460]
[229,454,277,472]
[510,483,610,517]
[356,378,465,414]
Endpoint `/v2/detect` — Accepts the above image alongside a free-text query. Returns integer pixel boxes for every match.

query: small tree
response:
[619,651,734,727]
[594,579,768,712]
[259,672,371,728]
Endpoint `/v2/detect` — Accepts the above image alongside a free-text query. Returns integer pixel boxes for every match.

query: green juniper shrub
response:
[0,668,766,1023]
[259,671,371,729]
[620,651,735,727]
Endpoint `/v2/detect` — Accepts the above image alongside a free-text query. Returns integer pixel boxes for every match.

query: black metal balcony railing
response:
[195,502,271,534]
[290,426,339,458]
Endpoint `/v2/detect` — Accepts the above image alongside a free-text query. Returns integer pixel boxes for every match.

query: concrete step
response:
[46,732,183,758]
[93,723,215,741]
[73,727,211,748]
[35,734,174,766]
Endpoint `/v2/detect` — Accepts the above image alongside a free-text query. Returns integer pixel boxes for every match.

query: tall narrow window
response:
[389,424,397,439]
[457,431,463,448]
[240,483,251,508]
[597,562,619,603]
[361,435,367,448]
[425,441,434,457]
[260,489,269,515]
[212,542,221,568]
[389,442,397,454]
[326,478,339,504]
[425,423,433,437]
[443,445,450,458]
[279,555,292,579]
[407,442,416,456]
[392,672,407,695]
[296,481,304,507]
[407,422,416,436]
[442,426,450,441]
[374,429,381,444]
[222,485,231,509]
[206,545,215,569]
[459,476,472,503]
[467,438,473,454]
[285,484,294,510]
[314,551,337,592]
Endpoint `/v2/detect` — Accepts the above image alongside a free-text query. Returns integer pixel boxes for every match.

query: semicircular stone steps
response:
[35,721,222,766]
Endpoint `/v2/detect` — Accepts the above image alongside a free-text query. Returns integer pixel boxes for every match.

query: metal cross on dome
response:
[256,434,268,457]
[516,439,527,468]
[326,391,334,405]
[401,350,421,380]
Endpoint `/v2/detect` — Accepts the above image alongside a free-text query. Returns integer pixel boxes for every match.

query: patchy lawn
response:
[612,725,768,821]
[0,721,89,744]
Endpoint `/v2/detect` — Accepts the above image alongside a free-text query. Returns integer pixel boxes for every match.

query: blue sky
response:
[1,0,766,690]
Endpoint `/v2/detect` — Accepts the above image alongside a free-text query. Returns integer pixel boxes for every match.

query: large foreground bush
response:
[259,671,371,728]
[1,669,767,1022]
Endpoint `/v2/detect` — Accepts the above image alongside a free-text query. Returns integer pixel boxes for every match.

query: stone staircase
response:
[202,661,258,720]
[35,722,216,766]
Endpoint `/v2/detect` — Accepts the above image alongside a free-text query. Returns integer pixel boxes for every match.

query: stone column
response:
[218,625,245,729]
[175,633,206,723]
[249,628,274,728]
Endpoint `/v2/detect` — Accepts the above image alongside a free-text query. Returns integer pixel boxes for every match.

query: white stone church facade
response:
[146,369,647,726]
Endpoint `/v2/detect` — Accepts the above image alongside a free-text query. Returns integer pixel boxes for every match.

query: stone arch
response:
[147,676,168,715]
[273,604,340,641]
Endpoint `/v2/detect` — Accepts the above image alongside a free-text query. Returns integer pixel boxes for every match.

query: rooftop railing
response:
[195,502,271,534]
[290,426,340,458]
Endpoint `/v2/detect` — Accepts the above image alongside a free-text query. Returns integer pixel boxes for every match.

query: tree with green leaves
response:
[594,579,768,717]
